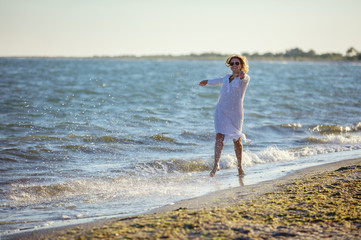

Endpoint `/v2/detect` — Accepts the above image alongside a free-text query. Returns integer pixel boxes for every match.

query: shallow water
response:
[1,58,361,236]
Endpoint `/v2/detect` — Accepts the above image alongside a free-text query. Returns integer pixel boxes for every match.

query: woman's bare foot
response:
[238,168,245,176]
[210,166,220,177]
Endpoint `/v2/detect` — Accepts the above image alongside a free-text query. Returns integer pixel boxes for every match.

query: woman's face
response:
[229,57,242,73]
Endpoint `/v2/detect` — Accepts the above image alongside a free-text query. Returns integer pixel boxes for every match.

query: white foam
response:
[217,146,296,169]
[281,123,302,128]
[244,146,295,166]
[219,154,237,169]
[7,174,207,207]
[218,134,361,169]
[317,134,361,144]
[6,133,361,216]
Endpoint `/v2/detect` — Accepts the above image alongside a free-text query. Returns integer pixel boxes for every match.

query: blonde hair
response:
[225,54,249,73]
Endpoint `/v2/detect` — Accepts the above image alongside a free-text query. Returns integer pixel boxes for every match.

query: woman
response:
[199,54,250,177]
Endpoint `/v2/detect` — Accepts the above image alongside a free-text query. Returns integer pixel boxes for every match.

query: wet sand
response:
[6,157,361,240]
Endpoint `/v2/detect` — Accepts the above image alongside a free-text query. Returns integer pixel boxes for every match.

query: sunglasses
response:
[230,62,240,66]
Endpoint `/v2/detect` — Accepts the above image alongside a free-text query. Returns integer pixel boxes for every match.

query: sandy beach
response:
[6,157,361,240]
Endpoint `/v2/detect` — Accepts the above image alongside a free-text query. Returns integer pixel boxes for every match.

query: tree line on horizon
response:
[106,47,361,61]
[242,47,360,61]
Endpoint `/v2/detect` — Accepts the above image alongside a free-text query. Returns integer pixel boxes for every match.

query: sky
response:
[1,0,360,57]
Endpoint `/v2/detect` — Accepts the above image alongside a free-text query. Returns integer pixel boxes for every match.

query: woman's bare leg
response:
[234,137,245,176]
[210,133,224,177]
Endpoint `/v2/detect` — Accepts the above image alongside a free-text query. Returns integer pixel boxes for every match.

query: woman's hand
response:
[239,71,245,79]
[199,80,208,86]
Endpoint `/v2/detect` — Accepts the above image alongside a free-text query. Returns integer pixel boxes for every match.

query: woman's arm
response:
[240,74,250,95]
[199,77,224,86]
[241,74,250,84]
[199,80,208,86]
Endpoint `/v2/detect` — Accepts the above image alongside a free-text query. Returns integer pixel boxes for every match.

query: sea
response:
[1,58,361,236]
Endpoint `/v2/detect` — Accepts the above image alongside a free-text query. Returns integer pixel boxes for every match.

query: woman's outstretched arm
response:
[199,80,208,86]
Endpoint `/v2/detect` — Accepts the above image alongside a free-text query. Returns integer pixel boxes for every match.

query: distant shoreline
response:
[1,56,360,62]
[1,47,360,61]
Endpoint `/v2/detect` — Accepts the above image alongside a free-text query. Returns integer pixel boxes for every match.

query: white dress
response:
[208,74,250,143]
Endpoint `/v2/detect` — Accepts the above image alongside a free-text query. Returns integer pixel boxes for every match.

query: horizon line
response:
[1,47,358,59]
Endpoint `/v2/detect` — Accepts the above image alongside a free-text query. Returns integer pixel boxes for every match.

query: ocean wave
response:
[0,156,19,163]
[5,144,361,208]
[134,158,211,174]
[258,123,304,135]
[91,135,361,175]
[149,134,195,146]
[61,145,101,153]
[133,114,171,123]
[256,122,361,136]
[310,122,361,135]
[0,148,42,162]
[150,134,176,143]
[11,134,141,145]
[303,134,361,145]
[280,123,302,129]
[217,136,361,169]
[180,131,214,141]
[146,146,187,152]
[20,135,68,142]
[5,177,140,207]
[81,135,143,144]
[243,146,296,167]
[293,144,361,158]
[133,146,298,175]
[4,174,201,207]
